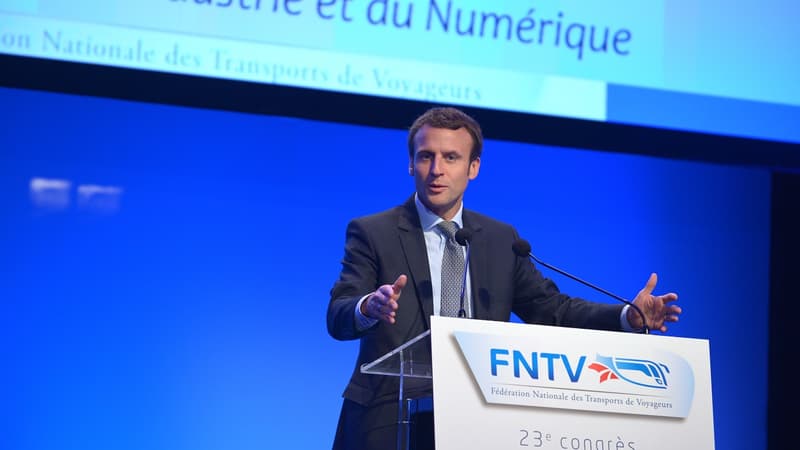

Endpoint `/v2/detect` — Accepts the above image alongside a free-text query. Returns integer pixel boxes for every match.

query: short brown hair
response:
[407,107,483,161]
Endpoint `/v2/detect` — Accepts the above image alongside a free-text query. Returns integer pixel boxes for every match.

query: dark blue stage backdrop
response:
[1,86,769,449]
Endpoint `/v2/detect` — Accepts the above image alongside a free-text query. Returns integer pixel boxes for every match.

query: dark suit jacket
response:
[327,196,624,409]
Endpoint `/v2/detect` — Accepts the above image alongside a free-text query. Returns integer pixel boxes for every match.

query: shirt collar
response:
[414,193,464,232]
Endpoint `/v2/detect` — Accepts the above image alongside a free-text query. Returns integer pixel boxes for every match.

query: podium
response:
[362,316,715,450]
[361,329,434,450]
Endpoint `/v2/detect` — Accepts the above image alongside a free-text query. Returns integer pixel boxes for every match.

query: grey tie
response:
[437,221,466,317]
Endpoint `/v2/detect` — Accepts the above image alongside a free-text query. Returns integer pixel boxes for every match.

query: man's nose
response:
[430,156,444,175]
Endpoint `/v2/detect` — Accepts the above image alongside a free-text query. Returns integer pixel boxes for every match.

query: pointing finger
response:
[392,274,408,296]
[639,272,658,297]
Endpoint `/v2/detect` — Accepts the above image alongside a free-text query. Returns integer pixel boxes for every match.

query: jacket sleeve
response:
[509,228,624,331]
[327,219,380,341]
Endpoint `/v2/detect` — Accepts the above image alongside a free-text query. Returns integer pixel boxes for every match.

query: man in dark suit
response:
[327,107,680,450]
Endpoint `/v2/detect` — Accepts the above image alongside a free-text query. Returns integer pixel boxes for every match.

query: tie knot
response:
[437,221,459,240]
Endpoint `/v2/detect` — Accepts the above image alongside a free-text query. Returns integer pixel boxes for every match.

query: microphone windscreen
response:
[511,239,532,257]
[455,227,473,246]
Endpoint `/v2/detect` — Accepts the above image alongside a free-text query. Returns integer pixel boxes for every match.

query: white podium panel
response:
[430,316,714,450]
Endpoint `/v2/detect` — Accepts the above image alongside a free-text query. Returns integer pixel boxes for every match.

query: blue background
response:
[1,85,770,449]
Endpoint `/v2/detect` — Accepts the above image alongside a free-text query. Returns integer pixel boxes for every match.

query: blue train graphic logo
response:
[588,355,670,389]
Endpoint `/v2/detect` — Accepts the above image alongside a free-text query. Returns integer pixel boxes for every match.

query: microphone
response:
[454,227,473,318]
[511,239,650,334]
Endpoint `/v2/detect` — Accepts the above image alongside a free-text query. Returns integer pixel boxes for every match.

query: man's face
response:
[410,125,480,220]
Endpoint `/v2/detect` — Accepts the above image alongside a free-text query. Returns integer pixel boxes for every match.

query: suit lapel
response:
[397,198,434,329]
[463,211,488,320]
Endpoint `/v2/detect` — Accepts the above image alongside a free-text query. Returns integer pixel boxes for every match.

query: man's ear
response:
[468,157,481,180]
[408,166,414,176]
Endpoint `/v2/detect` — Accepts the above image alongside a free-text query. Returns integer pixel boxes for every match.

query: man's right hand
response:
[361,275,407,324]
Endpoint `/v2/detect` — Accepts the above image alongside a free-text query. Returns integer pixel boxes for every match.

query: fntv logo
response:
[490,349,670,390]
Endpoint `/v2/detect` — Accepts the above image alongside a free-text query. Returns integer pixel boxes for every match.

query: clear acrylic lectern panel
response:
[361,329,434,450]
